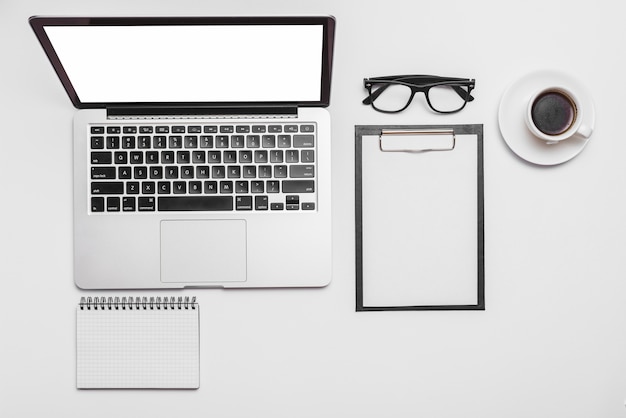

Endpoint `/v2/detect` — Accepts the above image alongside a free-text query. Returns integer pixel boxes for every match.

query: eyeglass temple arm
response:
[452,85,475,102]
[362,83,390,105]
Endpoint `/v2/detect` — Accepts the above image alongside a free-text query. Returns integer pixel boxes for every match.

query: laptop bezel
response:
[29,15,335,110]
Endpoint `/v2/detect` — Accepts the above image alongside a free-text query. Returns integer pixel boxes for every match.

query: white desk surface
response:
[2,0,626,416]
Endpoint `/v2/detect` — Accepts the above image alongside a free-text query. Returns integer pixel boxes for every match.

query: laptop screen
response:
[30,16,335,109]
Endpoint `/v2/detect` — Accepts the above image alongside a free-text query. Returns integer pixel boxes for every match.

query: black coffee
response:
[530,91,576,136]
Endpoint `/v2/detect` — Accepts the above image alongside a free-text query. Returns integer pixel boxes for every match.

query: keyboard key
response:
[212,166,225,178]
[268,125,282,133]
[220,181,233,193]
[118,167,131,179]
[282,180,315,193]
[192,151,205,163]
[238,151,252,164]
[142,181,155,194]
[224,151,236,163]
[189,181,202,194]
[270,150,283,163]
[216,136,229,148]
[107,126,121,134]
[158,196,233,211]
[290,165,315,178]
[106,136,120,149]
[91,182,124,195]
[122,136,136,149]
[204,125,218,133]
[236,125,250,133]
[123,126,137,134]
[91,136,104,149]
[162,151,174,164]
[126,182,139,194]
[173,181,186,194]
[196,166,209,178]
[91,197,105,212]
[156,126,170,134]
[138,197,156,211]
[134,166,147,179]
[139,126,153,134]
[220,125,234,133]
[274,165,287,178]
[177,151,190,164]
[262,135,276,148]
[254,150,268,163]
[165,166,178,179]
[200,135,213,148]
[302,202,316,210]
[252,125,266,133]
[114,151,127,164]
[301,150,315,162]
[169,136,182,148]
[158,181,171,194]
[271,202,284,210]
[154,136,166,148]
[251,181,264,193]
[188,126,202,133]
[204,181,218,193]
[246,135,260,148]
[300,124,315,133]
[293,135,315,148]
[138,136,152,149]
[285,125,298,133]
[278,135,291,148]
[91,167,116,179]
[236,196,252,210]
[146,151,159,164]
[208,151,221,163]
[255,195,269,210]
[235,181,248,193]
[172,126,185,133]
[184,136,198,148]
[130,151,143,164]
[181,166,194,179]
[232,135,245,148]
[122,197,136,211]
[91,126,105,134]
[107,197,121,212]
[150,166,163,179]
[285,150,299,163]
[267,181,280,193]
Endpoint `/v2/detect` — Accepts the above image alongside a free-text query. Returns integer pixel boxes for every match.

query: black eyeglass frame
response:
[363,75,476,114]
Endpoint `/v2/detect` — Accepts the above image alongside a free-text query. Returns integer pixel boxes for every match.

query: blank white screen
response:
[44,25,324,103]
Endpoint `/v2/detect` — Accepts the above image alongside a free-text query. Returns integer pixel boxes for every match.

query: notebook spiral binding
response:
[79,296,197,310]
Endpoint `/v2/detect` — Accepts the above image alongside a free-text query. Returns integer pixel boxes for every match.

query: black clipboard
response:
[355,124,484,311]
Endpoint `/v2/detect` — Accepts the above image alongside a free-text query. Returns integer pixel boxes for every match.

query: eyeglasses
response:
[363,75,475,114]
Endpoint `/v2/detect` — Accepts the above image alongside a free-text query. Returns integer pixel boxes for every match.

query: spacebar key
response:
[158,196,233,211]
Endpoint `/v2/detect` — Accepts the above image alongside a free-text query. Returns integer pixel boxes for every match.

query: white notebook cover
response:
[76,297,200,389]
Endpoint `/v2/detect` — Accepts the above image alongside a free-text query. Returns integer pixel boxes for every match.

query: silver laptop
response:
[30,16,335,289]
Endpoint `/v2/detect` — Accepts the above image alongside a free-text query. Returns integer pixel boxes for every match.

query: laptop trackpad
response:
[160,220,247,283]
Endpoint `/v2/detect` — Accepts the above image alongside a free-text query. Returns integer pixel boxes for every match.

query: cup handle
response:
[575,123,593,139]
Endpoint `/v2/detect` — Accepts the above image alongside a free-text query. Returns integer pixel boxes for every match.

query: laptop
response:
[29,16,335,289]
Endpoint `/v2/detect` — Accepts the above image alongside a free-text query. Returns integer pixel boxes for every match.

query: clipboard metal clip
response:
[379,129,456,153]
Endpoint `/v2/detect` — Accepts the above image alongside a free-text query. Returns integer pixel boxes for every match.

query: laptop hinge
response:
[106,105,298,120]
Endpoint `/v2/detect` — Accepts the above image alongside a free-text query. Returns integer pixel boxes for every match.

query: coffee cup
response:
[525,87,592,144]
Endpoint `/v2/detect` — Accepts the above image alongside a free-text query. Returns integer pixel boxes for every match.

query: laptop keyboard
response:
[89,122,317,213]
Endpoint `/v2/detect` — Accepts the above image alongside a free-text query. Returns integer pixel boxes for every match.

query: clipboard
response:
[355,124,484,311]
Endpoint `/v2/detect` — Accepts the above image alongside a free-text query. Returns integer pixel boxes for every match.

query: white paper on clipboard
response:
[355,125,484,311]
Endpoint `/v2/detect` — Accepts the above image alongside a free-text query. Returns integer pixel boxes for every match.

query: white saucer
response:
[498,70,595,166]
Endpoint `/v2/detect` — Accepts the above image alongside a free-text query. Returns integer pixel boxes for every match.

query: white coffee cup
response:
[525,87,592,145]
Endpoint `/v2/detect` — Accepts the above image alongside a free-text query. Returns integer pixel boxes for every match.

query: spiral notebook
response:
[76,296,200,389]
